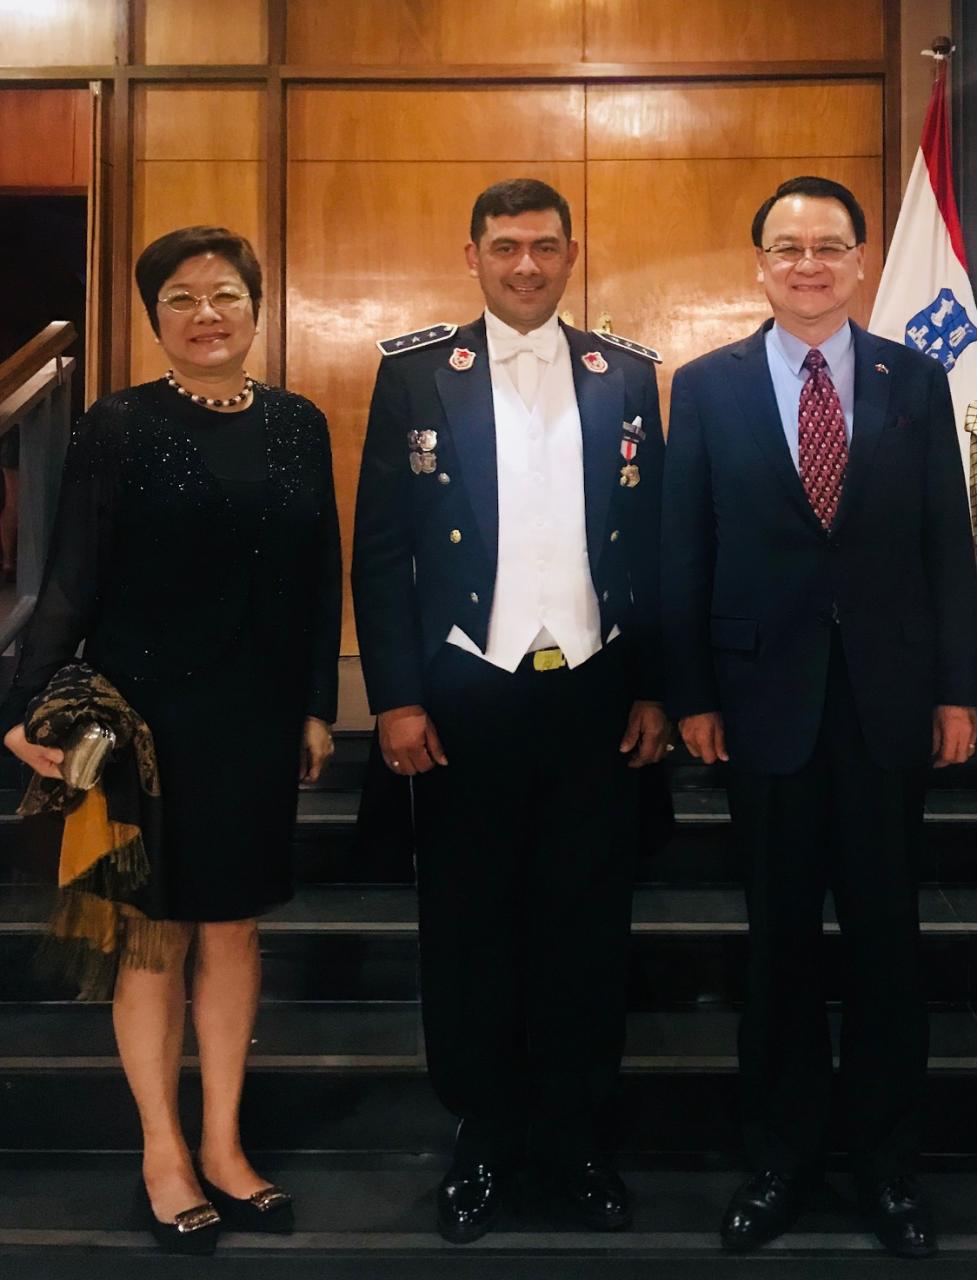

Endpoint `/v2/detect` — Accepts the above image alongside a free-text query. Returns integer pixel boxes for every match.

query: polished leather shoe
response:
[861,1176,937,1258]
[721,1170,804,1252]
[551,1161,632,1231]
[437,1162,509,1244]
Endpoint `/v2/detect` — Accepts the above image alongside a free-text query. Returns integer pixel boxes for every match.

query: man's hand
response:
[3,723,64,779]
[299,716,334,783]
[679,711,729,764]
[932,704,977,768]
[619,700,671,768]
[378,705,448,776]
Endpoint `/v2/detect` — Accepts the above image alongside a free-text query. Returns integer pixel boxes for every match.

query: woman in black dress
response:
[0,226,341,1250]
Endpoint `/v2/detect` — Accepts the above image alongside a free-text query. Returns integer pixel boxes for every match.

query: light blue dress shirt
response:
[764,320,855,471]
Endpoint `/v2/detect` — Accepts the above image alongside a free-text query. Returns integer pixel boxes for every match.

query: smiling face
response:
[755,195,865,343]
[464,209,579,334]
[155,252,256,379]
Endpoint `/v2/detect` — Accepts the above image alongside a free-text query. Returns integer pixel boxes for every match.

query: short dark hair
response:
[135,226,262,336]
[751,176,867,248]
[470,179,572,244]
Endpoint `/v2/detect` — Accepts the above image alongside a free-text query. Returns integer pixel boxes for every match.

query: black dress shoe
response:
[551,1161,632,1231]
[720,1170,804,1252]
[137,1181,221,1255]
[437,1162,509,1244]
[861,1176,937,1259]
[197,1172,294,1234]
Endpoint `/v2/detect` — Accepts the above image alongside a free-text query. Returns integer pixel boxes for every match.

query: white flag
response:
[869,59,977,482]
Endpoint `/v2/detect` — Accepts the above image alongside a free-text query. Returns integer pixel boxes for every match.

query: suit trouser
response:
[412,641,638,1169]
[728,633,929,1188]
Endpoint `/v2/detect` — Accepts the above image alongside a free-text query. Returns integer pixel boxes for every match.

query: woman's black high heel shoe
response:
[197,1171,295,1234]
[137,1181,221,1254]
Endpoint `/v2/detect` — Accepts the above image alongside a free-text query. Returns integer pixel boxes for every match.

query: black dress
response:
[0,380,342,922]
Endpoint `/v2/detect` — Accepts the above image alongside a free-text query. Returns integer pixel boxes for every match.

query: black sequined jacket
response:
[0,381,342,734]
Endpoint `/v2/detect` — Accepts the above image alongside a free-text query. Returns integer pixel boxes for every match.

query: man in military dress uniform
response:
[353,179,668,1242]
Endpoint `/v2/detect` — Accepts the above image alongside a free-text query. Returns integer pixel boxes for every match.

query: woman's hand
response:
[3,723,64,778]
[299,716,334,783]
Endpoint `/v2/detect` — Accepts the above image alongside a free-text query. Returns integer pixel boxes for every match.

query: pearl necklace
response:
[165,369,253,409]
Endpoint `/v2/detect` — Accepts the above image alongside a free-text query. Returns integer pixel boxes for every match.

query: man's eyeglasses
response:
[158,288,251,314]
[762,243,857,265]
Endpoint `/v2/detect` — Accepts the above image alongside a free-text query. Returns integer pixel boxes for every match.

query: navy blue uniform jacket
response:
[353,317,665,715]
[661,319,977,774]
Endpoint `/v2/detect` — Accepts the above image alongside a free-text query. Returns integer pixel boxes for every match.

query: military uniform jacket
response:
[353,316,665,714]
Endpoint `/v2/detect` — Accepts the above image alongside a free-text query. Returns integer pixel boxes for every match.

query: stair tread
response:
[0,883,973,934]
[1,1156,977,1242]
[2,1003,975,1067]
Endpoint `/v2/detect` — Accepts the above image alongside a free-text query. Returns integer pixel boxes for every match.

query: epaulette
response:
[593,330,662,364]
[377,323,458,357]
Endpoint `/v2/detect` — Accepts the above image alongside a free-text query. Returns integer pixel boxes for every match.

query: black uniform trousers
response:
[412,640,638,1170]
[728,632,928,1189]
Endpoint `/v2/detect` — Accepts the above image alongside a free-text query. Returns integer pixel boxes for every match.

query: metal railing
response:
[0,322,77,653]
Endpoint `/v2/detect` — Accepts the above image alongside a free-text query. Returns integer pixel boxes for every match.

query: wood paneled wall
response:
[0,90,91,191]
[285,0,884,64]
[0,0,115,67]
[135,0,269,65]
[129,85,267,384]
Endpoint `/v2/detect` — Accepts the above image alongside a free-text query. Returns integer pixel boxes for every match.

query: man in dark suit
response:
[353,179,668,1243]
[662,175,977,1258]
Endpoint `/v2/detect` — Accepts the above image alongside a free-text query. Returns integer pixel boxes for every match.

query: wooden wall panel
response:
[587,82,882,159]
[133,86,264,159]
[586,155,884,417]
[286,0,584,65]
[139,0,268,64]
[289,86,585,161]
[287,157,586,648]
[0,89,91,190]
[0,0,115,67]
[584,0,884,63]
[130,87,266,386]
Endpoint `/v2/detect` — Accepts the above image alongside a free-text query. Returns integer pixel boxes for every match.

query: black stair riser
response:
[2,1068,976,1156]
[2,934,976,1005]
[6,823,977,888]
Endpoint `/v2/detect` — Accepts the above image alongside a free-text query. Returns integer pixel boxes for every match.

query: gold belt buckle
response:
[532,647,566,672]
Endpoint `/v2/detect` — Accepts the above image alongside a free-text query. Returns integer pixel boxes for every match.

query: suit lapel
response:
[832,322,892,533]
[434,317,499,563]
[728,321,825,535]
[564,324,626,565]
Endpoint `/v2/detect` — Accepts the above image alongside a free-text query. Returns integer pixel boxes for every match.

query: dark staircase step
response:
[2,1156,977,1277]
[4,886,977,1004]
[2,1004,977,1155]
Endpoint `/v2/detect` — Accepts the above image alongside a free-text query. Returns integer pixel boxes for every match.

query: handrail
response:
[0,321,77,407]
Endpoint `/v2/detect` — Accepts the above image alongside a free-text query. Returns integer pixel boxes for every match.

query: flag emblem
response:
[905,288,977,372]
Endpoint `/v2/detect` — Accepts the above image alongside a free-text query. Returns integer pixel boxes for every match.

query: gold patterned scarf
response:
[21,663,180,998]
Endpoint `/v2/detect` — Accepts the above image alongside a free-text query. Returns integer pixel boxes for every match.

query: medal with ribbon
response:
[619,415,644,487]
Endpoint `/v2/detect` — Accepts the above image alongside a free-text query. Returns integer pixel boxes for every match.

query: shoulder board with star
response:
[377,324,458,357]
[592,330,662,364]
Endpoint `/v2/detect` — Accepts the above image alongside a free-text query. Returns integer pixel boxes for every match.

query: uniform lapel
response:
[564,324,626,566]
[832,322,892,533]
[728,321,825,535]
[434,317,499,564]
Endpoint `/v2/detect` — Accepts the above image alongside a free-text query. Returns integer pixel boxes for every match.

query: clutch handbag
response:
[61,722,116,791]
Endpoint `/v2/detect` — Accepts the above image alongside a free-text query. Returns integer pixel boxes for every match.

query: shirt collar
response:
[484,308,561,361]
[770,319,852,378]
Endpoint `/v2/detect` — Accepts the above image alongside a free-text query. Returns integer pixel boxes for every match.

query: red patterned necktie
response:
[798,348,849,529]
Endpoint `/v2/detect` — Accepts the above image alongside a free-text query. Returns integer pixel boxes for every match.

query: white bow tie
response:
[492,327,559,363]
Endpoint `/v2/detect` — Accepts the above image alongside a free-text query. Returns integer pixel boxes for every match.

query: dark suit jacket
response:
[352,316,665,714]
[661,319,977,774]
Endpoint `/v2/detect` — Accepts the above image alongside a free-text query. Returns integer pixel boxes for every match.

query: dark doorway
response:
[0,195,88,419]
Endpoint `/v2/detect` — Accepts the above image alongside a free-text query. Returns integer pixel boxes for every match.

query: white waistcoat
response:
[448,324,603,672]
